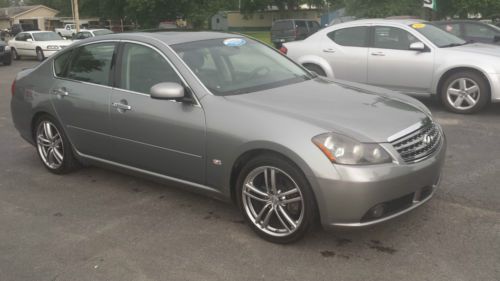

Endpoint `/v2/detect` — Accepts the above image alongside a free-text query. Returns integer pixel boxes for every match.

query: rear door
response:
[367,26,434,92]
[321,26,370,83]
[50,42,117,159]
[108,42,206,183]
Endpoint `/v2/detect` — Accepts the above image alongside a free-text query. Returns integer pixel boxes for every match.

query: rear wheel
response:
[440,71,490,114]
[303,63,326,77]
[236,154,316,244]
[34,115,79,174]
[11,48,20,60]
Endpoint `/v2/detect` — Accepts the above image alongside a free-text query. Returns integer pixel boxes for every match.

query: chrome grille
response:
[391,122,442,163]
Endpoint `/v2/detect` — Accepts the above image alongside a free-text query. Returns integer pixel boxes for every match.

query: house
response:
[212,9,321,31]
[0,5,59,31]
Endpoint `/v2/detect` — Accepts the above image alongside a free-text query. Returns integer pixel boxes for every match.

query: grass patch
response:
[240,31,272,46]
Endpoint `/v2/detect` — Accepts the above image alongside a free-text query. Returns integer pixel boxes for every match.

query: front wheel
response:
[236,154,317,243]
[440,71,490,114]
[36,48,45,61]
[11,48,20,60]
[34,115,79,174]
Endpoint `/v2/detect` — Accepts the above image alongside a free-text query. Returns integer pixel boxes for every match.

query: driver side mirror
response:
[409,42,427,52]
[150,82,185,100]
[26,38,33,42]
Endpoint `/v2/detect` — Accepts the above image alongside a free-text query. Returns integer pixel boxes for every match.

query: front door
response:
[367,26,434,92]
[50,42,117,159]
[109,42,206,183]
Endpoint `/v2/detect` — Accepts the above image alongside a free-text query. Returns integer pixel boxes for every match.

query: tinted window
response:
[271,21,293,30]
[439,23,461,36]
[373,26,419,50]
[54,50,73,77]
[295,21,307,28]
[464,23,496,39]
[308,21,320,32]
[328,27,369,47]
[75,32,92,39]
[67,43,116,85]
[119,43,182,94]
[33,32,62,41]
[15,33,28,41]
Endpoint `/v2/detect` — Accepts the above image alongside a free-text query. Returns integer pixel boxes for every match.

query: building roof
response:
[0,5,59,20]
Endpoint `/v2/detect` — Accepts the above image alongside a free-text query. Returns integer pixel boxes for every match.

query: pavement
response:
[0,60,499,281]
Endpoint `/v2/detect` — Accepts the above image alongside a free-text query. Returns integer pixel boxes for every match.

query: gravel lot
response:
[0,60,499,281]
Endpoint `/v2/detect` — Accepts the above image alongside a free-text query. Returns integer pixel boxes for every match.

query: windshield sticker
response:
[411,23,426,29]
[223,38,247,47]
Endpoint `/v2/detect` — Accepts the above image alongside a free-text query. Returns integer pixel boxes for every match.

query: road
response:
[0,60,499,281]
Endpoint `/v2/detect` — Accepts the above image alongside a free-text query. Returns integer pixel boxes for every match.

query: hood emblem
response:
[422,134,434,145]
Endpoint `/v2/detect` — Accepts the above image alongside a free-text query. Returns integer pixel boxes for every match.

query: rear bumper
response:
[317,134,446,228]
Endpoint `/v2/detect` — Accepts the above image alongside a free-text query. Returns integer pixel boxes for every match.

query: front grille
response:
[391,122,442,163]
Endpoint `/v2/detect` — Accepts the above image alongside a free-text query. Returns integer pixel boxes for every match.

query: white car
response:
[73,29,113,41]
[8,31,73,61]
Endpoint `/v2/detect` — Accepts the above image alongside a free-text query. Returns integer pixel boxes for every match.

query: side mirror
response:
[494,35,500,43]
[26,38,33,42]
[150,82,185,100]
[409,42,426,52]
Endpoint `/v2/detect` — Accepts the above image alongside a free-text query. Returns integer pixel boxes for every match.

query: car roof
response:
[348,18,427,26]
[94,31,244,45]
[434,20,487,24]
[25,30,56,34]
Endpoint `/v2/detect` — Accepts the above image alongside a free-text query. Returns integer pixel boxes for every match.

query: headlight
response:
[46,45,60,50]
[312,133,393,165]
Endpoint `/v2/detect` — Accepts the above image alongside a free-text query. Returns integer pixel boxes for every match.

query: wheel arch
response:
[436,66,491,96]
[295,55,335,79]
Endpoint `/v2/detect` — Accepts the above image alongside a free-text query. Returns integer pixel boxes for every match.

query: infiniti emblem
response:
[422,134,433,145]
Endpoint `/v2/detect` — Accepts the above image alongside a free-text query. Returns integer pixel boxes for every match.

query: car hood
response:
[448,43,500,57]
[224,78,430,143]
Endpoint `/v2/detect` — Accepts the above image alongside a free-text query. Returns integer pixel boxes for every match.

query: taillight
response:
[11,80,16,96]
[279,46,288,55]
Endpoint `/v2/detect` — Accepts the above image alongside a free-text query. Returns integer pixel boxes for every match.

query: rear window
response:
[328,27,369,47]
[272,21,293,30]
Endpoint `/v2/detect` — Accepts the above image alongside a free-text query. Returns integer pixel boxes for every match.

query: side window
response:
[464,23,495,39]
[441,23,461,36]
[54,50,73,77]
[67,43,116,85]
[373,26,419,50]
[119,43,182,94]
[327,27,369,47]
[15,33,26,41]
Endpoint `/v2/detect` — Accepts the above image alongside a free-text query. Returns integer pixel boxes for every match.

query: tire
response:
[11,48,20,60]
[440,71,490,114]
[236,154,317,244]
[34,115,79,174]
[36,48,45,62]
[303,63,326,77]
[2,53,11,65]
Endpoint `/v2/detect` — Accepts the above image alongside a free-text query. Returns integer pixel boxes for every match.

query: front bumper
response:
[41,50,60,57]
[317,134,446,228]
[487,73,500,102]
[0,51,11,61]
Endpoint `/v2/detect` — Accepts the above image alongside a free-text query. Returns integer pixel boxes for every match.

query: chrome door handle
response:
[323,48,336,53]
[371,52,386,56]
[112,102,132,111]
[52,88,69,97]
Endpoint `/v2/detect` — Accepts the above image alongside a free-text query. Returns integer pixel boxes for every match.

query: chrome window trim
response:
[51,39,202,108]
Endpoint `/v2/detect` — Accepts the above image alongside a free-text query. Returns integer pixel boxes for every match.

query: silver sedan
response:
[283,19,500,114]
[11,32,445,243]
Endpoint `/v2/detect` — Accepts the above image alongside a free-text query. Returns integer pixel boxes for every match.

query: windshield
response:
[172,38,313,96]
[411,23,467,47]
[94,30,113,36]
[33,32,63,41]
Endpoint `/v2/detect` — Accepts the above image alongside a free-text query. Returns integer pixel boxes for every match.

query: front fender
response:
[296,55,335,79]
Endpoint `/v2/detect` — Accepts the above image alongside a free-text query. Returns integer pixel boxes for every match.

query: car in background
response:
[434,20,500,45]
[282,19,500,114]
[8,31,73,61]
[329,16,357,26]
[0,39,12,66]
[55,24,79,38]
[11,32,445,243]
[73,29,113,41]
[271,19,320,48]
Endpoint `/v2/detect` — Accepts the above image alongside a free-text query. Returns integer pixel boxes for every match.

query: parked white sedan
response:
[73,29,113,41]
[8,31,73,61]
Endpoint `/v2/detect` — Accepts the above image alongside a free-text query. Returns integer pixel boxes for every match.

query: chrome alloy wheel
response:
[36,121,64,169]
[242,166,304,237]
[446,78,480,111]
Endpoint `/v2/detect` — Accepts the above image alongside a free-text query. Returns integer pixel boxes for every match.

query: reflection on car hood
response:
[226,78,430,143]
[450,43,500,57]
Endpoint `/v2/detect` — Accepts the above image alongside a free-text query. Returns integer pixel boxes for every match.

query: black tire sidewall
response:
[235,154,316,244]
[12,48,19,60]
[440,71,490,114]
[36,49,44,61]
[304,64,326,77]
[34,115,78,174]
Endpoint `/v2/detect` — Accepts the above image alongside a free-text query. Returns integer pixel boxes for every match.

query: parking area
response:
[0,60,499,281]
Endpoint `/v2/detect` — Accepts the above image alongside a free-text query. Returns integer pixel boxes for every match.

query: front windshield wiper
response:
[440,42,469,48]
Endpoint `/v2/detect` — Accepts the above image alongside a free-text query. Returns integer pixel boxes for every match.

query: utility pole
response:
[73,0,81,32]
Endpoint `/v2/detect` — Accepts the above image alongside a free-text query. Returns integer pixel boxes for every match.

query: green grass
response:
[240,31,272,46]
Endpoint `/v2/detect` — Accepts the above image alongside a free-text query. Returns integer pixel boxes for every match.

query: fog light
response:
[370,204,385,218]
